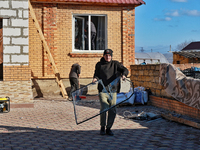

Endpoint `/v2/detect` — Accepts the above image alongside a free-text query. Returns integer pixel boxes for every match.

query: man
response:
[68,63,81,101]
[92,49,129,136]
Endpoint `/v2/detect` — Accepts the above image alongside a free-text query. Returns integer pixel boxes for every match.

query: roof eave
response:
[30,0,145,6]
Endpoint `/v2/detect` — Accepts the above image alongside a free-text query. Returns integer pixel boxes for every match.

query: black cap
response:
[103,49,113,57]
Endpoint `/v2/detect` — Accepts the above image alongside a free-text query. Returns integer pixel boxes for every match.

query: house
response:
[0,0,145,106]
[173,41,200,64]
[181,41,200,52]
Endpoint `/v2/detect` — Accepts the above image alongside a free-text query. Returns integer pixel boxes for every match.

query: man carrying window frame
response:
[92,49,129,136]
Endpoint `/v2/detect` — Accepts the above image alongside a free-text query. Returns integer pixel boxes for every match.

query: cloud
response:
[165,9,200,17]
[170,0,187,2]
[165,10,180,16]
[154,17,172,21]
[168,25,178,27]
[182,9,200,16]
[191,29,200,33]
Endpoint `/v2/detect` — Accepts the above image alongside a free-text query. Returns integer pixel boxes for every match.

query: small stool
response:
[0,97,10,113]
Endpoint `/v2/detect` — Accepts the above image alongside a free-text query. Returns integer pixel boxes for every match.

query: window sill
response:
[69,53,102,58]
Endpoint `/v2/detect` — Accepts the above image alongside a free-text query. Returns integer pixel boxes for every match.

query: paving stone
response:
[0,100,200,149]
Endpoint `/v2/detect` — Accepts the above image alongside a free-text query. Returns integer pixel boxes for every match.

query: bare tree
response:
[176,40,194,51]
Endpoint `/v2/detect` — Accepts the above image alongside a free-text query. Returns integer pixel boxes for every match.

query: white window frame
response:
[72,14,107,53]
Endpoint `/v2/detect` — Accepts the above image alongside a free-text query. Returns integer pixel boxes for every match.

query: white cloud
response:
[171,0,187,2]
[166,10,180,16]
[154,17,172,21]
[182,9,200,16]
[165,9,200,17]
[165,17,172,21]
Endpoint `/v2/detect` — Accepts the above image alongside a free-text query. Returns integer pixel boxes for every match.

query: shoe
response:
[106,128,114,136]
[68,97,73,101]
[100,126,105,135]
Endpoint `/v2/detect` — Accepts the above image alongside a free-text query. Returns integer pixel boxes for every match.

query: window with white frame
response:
[73,15,107,51]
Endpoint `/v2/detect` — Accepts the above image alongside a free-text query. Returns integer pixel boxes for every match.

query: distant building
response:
[173,41,200,64]
[135,52,169,64]
[181,41,200,52]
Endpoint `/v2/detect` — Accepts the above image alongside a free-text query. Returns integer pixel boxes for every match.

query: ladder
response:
[28,1,68,99]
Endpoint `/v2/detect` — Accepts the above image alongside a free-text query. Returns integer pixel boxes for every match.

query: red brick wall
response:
[150,95,200,120]
[29,3,136,79]
[0,19,2,64]
[122,7,135,73]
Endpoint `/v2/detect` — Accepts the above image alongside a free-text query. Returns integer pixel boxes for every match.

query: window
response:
[73,15,107,51]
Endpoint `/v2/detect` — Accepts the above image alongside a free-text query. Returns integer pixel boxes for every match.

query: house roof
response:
[135,52,169,64]
[30,0,146,5]
[173,51,200,58]
[181,41,200,51]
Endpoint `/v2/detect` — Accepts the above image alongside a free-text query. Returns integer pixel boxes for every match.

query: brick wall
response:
[122,7,135,72]
[130,63,200,98]
[29,3,135,79]
[0,0,33,104]
[130,63,200,120]
[0,19,2,64]
[130,64,171,98]
[173,53,200,64]
[3,65,31,81]
[150,96,200,120]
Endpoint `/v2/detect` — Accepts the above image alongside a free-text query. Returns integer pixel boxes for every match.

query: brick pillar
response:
[122,7,135,75]
[0,19,3,64]
[43,4,58,76]
[0,19,2,80]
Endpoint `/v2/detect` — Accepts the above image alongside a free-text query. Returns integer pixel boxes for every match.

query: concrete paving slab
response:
[0,99,200,150]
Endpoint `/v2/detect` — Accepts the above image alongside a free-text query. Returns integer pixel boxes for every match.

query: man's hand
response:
[122,75,126,81]
[92,78,97,83]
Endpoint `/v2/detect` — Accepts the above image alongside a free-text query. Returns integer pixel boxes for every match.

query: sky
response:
[135,0,200,54]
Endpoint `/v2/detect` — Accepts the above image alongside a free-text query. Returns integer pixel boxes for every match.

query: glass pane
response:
[72,77,134,125]
[90,17,97,50]
[74,17,84,50]
[95,16,105,50]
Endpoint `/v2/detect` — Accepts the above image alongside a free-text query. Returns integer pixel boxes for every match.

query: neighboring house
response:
[181,41,200,52]
[135,52,169,64]
[0,0,145,105]
[173,41,200,64]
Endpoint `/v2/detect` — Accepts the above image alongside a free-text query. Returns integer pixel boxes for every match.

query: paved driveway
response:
[0,99,200,150]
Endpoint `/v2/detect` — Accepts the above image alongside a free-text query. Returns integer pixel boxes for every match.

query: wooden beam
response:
[29,0,68,99]
[161,113,200,129]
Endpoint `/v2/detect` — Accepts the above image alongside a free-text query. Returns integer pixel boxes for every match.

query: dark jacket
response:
[69,63,81,79]
[93,57,129,92]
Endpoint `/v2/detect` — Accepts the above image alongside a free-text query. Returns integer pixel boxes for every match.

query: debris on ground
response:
[123,110,161,121]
